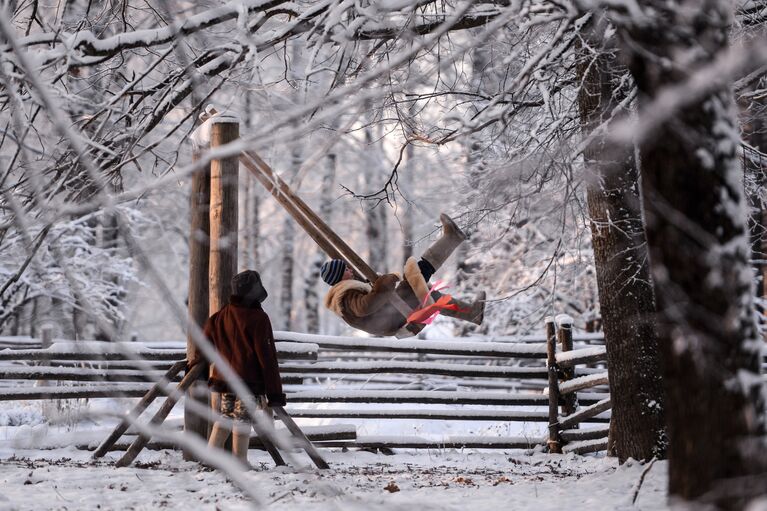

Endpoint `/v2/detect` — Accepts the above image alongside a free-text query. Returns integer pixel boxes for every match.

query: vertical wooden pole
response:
[184,147,212,459]
[557,315,578,420]
[36,325,53,386]
[209,117,240,313]
[38,325,55,418]
[546,317,562,453]
[207,116,240,454]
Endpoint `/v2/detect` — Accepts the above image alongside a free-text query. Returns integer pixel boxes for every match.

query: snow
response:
[557,372,610,395]
[0,340,318,360]
[555,346,607,364]
[0,442,670,510]
[275,332,547,357]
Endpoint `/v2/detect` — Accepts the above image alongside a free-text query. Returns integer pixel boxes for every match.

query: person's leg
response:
[232,423,251,465]
[231,397,252,467]
[417,258,436,282]
[431,290,486,325]
[420,214,466,272]
[208,392,233,450]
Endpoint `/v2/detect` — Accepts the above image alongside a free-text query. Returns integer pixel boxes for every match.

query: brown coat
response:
[192,297,284,397]
[324,257,431,336]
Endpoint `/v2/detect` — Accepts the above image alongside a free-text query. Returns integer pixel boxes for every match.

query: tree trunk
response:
[184,148,211,456]
[617,1,767,504]
[401,141,414,264]
[743,103,767,317]
[279,144,302,331]
[575,13,665,462]
[241,92,260,272]
[303,149,337,334]
[363,115,388,272]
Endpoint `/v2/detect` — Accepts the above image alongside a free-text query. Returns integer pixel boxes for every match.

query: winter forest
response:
[0,0,766,509]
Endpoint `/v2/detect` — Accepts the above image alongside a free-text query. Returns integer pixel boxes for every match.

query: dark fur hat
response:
[231,270,268,304]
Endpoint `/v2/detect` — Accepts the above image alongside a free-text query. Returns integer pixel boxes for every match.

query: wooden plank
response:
[272,406,329,469]
[0,385,158,401]
[559,372,609,395]
[0,345,317,361]
[0,367,180,382]
[93,361,187,458]
[0,348,185,361]
[562,438,609,454]
[284,408,555,421]
[276,336,547,358]
[556,346,607,368]
[560,425,610,442]
[313,437,538,450]
[278,361,548,379]
[286,390,549,406]
[89,427,357,452]
[557,397,612,430]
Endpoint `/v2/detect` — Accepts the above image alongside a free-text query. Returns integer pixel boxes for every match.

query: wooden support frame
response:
[240,151,423,336]
[115,363,206,467]
[93,360,187,459]
[272,406,329,469]
[199,107,421,335]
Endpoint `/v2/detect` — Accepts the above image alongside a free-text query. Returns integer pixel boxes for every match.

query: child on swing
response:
[320,214,485,337]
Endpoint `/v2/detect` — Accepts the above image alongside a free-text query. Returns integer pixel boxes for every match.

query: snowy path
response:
[0,447,668,510]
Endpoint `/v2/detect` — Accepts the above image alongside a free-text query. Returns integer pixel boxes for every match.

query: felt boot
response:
[232,424,252,467]
[421,214,467,271]
[431,291,485,325]
[208,422,231,450]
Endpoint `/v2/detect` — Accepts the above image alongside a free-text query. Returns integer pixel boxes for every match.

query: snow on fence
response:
[0,322,614,453]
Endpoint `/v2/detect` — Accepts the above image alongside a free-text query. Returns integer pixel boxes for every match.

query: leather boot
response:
[431,291,485,325]
[421,213,467,271]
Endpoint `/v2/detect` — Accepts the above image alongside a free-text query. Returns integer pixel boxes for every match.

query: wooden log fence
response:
[2,318,615,453]
[544,315,611,454]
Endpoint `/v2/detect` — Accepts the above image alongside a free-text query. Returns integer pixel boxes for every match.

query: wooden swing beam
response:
[239,150,423,336]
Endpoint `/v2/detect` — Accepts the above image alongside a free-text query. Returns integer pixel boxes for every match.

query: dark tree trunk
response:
[575,13,665,462]
[617,0,767,504]
[743,104,767,317]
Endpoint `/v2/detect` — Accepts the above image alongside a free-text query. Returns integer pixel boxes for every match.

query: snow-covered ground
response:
[0,445,668,510]
[0,400,667,510]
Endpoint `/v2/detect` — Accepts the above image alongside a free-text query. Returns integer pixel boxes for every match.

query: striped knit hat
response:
[320,259,346,286]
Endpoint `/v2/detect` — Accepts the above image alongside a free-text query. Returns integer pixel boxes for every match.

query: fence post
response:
[38,325,55,418]
[545,317,562,453]
[35,325,54,385]
[556,315,578,421]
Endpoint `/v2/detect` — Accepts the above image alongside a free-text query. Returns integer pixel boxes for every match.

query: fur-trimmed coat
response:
[324,257,432,336]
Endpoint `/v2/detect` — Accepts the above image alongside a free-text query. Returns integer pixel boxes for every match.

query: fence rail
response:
[1,323,613,453]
